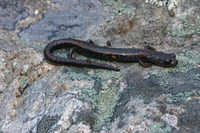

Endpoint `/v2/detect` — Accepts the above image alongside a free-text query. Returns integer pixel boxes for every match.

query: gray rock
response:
[0,0,200,133]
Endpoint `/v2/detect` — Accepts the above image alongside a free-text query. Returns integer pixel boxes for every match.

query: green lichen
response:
[53,49,69,58]
[149,121,172,133]
[150,50,200,76]
[58,68,121,82]
[57,71,91,83]
[59,69,122,131]
[142,9,147,14]
[91,84,120,131]
[194,74,200,80]
[171,15,200,37]
[30,42,46,51]
[159,81,169,87]
[100,0,136,16]
[165,91,194,104]
[197,90,200,95]
[79,70,122,131]
[19,75,28,86]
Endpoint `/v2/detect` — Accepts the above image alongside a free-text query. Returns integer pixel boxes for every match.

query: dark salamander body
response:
[44,38,178,71]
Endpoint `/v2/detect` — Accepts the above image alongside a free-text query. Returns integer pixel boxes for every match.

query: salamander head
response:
[147,52,178,67]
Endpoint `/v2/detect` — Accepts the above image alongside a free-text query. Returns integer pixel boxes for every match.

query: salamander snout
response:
[171,60,178,66]
[151,52,178,67]
[167,53,178,67]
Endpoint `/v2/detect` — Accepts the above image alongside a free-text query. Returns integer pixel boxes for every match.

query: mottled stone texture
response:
[0,0,200,133]
[0,0,29,30]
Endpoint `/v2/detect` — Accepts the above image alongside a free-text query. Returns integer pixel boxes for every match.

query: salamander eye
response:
[166,59,171,63]
[170,53,176,58]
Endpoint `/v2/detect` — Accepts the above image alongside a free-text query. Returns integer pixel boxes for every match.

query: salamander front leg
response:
[138,60,152,68]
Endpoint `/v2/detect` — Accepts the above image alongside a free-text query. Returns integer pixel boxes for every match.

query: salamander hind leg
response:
[87,39,95,44]
[68,47,76,58]
[145,46,156,51]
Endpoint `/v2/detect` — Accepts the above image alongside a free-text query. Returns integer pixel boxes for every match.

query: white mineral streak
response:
[145,0,179,10]
[161,113,179,130]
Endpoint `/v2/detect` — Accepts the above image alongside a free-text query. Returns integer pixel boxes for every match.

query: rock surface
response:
[0,0,200,133]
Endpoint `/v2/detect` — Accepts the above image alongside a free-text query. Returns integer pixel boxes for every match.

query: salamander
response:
[43,38,178,71]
